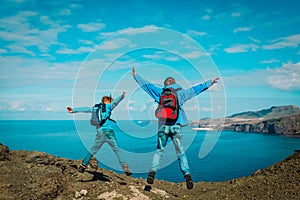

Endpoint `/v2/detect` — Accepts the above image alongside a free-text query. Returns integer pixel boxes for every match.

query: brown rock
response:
[0,143,9,161]
[0,143,299,200]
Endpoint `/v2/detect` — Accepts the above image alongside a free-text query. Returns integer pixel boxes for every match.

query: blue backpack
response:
[90,103,115,127]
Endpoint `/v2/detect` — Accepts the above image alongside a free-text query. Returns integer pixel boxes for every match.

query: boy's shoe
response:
[184,174,193,189]
[122,164,132,176]
[147,170,156,184]
[78,164,87,173]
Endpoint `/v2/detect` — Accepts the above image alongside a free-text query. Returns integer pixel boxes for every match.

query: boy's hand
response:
[131,66,136,76]
[67,107,73,113]
[212,77,219,84]
[121,91,126,99]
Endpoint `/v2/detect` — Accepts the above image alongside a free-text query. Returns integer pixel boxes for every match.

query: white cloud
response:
[59,9,71,16]
[184,105,212,113]
[6,43,36,56]
[70,3,83,9]
[142,54,161,60]
[224,43,259,53]
[201,15,210,21]
[79,39,94,45]
[233,26,253,33]
[142,51,181,61]
[182,51,209,58]
[97,38,134,50]
[208,43,222,53]
[165,56,181,61]
[126,100,137,111]
[77,22,106,32]
[266,62,300,90]
[0,56,79,89]
[260,59,280,64]
[56,46,93,54]
[263,34,300,50]
[223,62,300,91]
[10,0,28,2]
[0,97,66,113]
[206,9,212,14]
[121,25,159,35]
[0,11,69,55]
[187,30,207,37]
[248,36,261,44]
[231,12,241,17]
[0,49,7,53]
[10,100,26,111]
[140,104,147,112]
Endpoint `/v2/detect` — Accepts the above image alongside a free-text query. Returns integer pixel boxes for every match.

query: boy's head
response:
[164,77,176,86]
[102,95,112,104]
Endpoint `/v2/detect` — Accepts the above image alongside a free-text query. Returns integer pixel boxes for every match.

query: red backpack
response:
[155,88,181,123]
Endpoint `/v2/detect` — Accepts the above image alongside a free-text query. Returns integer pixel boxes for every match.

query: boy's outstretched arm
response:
[67,106,92,113]
[110,91,126,111]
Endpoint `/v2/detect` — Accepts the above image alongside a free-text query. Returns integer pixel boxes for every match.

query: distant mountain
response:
[227,105,300,119]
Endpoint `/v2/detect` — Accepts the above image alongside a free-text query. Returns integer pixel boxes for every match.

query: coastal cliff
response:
[192,105,300,136]
[0,143,299,200]
[225,113,300,136]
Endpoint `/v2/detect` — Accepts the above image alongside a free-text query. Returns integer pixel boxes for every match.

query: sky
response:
[0,0,299,120]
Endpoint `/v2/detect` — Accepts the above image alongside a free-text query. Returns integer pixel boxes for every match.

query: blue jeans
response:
[151,124,190,175]
[82,128,126,167]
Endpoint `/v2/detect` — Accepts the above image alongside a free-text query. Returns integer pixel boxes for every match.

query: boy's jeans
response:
[151,124,190,175]
[82,128,126,167]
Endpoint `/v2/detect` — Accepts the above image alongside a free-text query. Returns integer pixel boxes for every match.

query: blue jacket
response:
[134,74,212,126]
[72,95,124,130]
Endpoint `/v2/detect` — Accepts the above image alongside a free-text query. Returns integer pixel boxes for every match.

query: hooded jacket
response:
[134,74,212,126]
[71,95,124,130]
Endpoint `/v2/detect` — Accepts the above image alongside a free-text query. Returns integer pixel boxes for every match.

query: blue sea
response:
[0,120,299,183]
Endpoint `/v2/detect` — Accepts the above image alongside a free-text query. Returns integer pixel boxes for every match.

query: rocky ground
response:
[0,143,299,200]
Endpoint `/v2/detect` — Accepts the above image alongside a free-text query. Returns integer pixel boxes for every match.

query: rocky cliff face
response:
[229,114,300,136]
[1,143,300,200]
[192,105,300,136]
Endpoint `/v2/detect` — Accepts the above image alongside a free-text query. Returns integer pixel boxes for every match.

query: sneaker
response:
[185,174,193,189]
[122,164,132,176]
[147,170,156,184]
[78,164,87,173]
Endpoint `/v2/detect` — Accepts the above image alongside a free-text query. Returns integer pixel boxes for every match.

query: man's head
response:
[164,77,176,86]
[102,95,112,104]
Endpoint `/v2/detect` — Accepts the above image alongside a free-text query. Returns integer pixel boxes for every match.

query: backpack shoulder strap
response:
[162,87,182,92]
[98,103,116,126]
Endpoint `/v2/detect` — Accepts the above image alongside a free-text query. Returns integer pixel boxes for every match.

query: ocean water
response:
[0,120,299,183]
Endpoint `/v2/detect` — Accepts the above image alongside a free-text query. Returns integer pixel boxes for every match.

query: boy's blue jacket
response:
[134,74,212,126]
[71,95,124,129]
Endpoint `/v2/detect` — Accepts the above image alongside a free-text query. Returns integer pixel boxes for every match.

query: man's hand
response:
[67,107,73,113]
[212,77,219,85]
[131,66,136,76]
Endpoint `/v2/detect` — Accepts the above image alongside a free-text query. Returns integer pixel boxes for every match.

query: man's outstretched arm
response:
[131,66,162,102]
[179,77,219,104]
